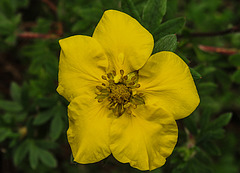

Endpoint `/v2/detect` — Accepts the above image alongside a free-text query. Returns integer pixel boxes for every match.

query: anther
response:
[96,86,102,90]
[131,76,137,81]
[138,93,144,96]
[102,75,107,80]
[102,83,106,86]
[109,79,114,84]
[120,69,124,76]
[107,73,112,79]
[112,70,116,76]
[98,99,103,103]
[123,76,128,80]
[127,109,132,115]
[128,82,135,86]
[132,104,137,109]
[135,84,140,88]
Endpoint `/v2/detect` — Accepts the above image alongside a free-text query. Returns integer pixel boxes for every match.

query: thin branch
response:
[179,25,240,38]
[198,45,238,55]
[42,0,57,13]
[18,32,59,39]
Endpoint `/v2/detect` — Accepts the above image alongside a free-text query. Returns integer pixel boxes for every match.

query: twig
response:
[18,32,59,39]
[198,45,238,55]
[179,25,240,38]
[42,0,57,12]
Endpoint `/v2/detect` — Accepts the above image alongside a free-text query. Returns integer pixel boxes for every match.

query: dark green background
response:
[0,0,239,172]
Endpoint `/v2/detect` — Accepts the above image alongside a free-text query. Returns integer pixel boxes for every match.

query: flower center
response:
[95,70,145,116]
[109,84,131,104]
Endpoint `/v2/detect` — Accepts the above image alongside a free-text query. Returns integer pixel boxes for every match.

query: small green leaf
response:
[190,68,202,81]
[229,53,240,66]
[10,82,21,102]
[232,69,240,84]
[50,115,63,141]
[14,140,30,166]
[202,141,221,156]
[36,140,58,150]
[154,17,186,40]
[199,108,212,130]
[153,34,177,53]
[0,100,22,112]
[208,112,232,129]
[38,149,57,168]
[142,0,167,30]
[183,116,198,135]
[123,0,141,22]
[0,128,12,142]
[33,109,54,125]
[198,82,218,95]
[29,142,39,169]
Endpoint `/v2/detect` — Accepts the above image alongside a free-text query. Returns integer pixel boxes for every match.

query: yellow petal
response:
[57,35,108,102]
[67,91,115,163]
[110,104,178,171]
[93,10,154,74]
[138,51,200,120]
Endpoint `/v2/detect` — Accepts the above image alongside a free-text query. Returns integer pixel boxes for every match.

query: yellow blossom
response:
[57,10,200,171]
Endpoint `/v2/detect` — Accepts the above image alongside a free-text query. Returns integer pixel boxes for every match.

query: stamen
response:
[126,109,132,115]
[135,84,140,88]
[131,76,137,81]
[107,73,113,79]
[102,75,107,80]
[102,83,106,86]
[120,69,124,76]
[98,99,103,102]
[128,82,135,86]
[112,70,116,76]
[123,76,128,80]
[132,104,137,109]
[96,86,103,90]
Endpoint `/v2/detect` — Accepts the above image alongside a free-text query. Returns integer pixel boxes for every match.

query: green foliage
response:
[153,34,177,53]
[0,0,239,173]
[142,0,167,31]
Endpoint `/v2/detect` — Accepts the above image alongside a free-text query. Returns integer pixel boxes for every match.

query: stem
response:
[179,25,240,38]
[198,45,238,55]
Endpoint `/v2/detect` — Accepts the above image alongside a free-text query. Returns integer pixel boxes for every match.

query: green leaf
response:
[198,82,218,95]
[0,100,22,112]
[229,53,240,66]
[153,34,177,53]
[36,140,58,150]
[154,17,186,40]
[33,109,54,126]
[35,95,58,108]
[190,68,202,81]
[232,69,240,84]
[183,116,198,135]
[202,141,221,156]
[50,115,63,141]
[123,0,141,22]
[29,142,39,169]
[142,0,167,30]
[208,112,232,129]
[14,140,30,166]
[199,108,212,130]
[10,82,21,102]
[0,128,12,142]
[38,149,57,168]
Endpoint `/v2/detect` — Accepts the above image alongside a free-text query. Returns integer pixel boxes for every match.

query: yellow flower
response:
[57,10,200,171]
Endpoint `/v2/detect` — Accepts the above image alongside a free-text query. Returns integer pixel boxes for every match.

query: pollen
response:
[95,69,145,116]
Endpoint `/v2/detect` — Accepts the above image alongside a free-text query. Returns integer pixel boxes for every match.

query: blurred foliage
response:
[0,0,240,172]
